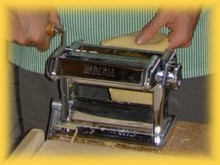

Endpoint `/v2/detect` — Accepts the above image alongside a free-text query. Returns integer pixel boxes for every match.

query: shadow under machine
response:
[46,40,182,147]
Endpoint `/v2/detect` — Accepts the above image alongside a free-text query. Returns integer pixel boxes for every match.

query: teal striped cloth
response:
[9,7,212,79]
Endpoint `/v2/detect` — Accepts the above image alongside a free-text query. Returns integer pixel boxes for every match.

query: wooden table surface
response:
[157,121,209,156]
[10,121,210,158]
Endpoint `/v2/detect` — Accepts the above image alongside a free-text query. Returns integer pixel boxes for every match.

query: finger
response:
[135,13,166,44]
[28,23,51,51]
[167,30,192,49]
[36,34,53,52]
[33,28,52,52]
[48,8,63,30]
[36,10,59,51]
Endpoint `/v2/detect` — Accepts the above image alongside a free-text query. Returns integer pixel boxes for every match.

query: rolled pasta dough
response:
[101,31,168,51]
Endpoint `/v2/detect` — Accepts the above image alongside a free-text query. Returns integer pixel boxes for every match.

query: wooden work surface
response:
[11,121,210,158]
[159,121,209,156]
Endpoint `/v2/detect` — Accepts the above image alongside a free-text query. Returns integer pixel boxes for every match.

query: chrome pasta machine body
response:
[46,40,182,147]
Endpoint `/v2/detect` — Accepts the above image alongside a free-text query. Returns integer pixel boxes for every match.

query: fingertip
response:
[136,17,164,45]
[135,29,154,45]
[135,32,146,44]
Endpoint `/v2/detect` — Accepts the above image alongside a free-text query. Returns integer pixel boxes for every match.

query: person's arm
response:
[8,8,63,52]
[135,9,201,49]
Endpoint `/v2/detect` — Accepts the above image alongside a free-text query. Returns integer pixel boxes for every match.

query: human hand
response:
[135,9,201,49]
[8,8,63,52]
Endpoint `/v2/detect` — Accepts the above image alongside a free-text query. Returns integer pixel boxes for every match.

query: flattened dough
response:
[101,32,168,104]
[109,88,152,105]
[101,31,168,51]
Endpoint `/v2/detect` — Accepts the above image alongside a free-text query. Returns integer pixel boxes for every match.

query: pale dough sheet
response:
[109,88,152,105]
[101,31,168,51]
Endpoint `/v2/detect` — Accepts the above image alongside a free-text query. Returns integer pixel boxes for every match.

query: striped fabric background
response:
[9,7,212,79]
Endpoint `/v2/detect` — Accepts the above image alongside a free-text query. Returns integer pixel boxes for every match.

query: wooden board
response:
[10,129,45,158]
[160,121,210,156]
[10,121,210,158]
